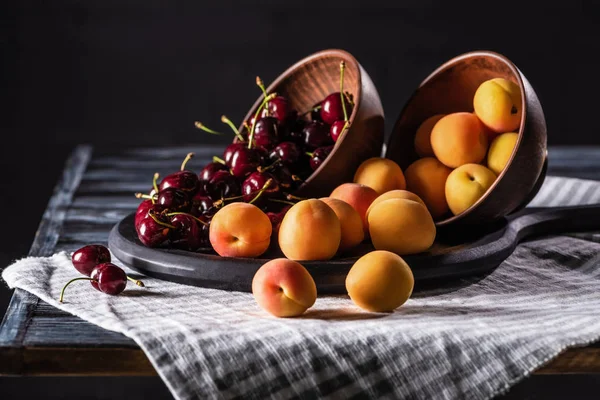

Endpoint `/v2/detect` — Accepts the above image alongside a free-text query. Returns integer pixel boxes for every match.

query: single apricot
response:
[414,114,445,157]
[320,197,364,252]
[278,199,341,260]
[473,78,522,133]
[330,183,379,235]
[209,203,272,257]
[252,258,317,317]
[353,157,406,195]
[366,190,426,222]
[430,112,488,168]
[368,198,436,255]
[346,250,414,312]
[404,157,452,219]
[445,164,497,215]
[487,132,518,175]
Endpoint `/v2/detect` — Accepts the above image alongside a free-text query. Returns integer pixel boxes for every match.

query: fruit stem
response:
[195,121,224,135]
[181,153,194,171]
[165,211,209,226]
[257,159,281,173]
[291,175,303,182]
[127,276,145,287]
[339,61,349,122]
[286,194,306,201]
[59,277,95,303]
[256,76,270,113]
[249,179,273,205]
[305,151,314,157]
[301,104,321,116]
[269,198,296,206]
[221,115,245,142]
[248,93,277,149]
[135,193,156,200]
[213,156,226,165]
[148,212,177,229]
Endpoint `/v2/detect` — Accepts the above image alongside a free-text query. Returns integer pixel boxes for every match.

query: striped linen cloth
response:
[3,175,600,400]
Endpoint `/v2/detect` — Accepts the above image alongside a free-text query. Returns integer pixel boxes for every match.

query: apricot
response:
[487,132,518,175]
[473,78,522,134]
[366,190,425,222]
[252,258,317,317]
[330,183,379,235]
[414,114,444,157]
[368,198,436,255]
[209,202,272,257]
[430,112,488,168]
[278,199,341,260]
[353,157,406,195]
[445,164,497,215]
[346,251,414,312]
[320,197,364,252]
[404,157,452,219]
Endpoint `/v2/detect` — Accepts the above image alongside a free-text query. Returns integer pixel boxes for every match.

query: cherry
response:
[308,145,334,170]
[253,117,279,150]
[157,188,190,211]
[59,263,133,302]
[71,245,111,276]
[269,142,301,166]
[330,120,347,142]
[229,147,261,178]
[199,161,228,184]
[266,205,291,238]
[266,96,290,123]
[207,170,241,199]
[320,92,352,125]
[282,118,306,145]
[190,193,214,217]
[137,212,173,247]
[159,153,199,193]
[310,103,323,122]
[271,165,301,190]
[168,213,207,251]
[242,172,280,205]
[303,121,333,149]
[223,143,246,166]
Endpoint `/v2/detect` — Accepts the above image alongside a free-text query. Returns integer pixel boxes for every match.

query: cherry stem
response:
[135,193,156,200]
[180,153,194,171]
[149,212,176,229]
[257,159,281,173]
[249,179,273,205]
[213,156,226,165]
[256,77,270,115]
[344,92,354,107]
[301,104,321,116]
[269,198,296,206]
[221,115,245,142]
[152,173,160,193]
[248,93,277,149]
[291,175,303,182]
[195,121,224,135]
[127,276,145,287]
[165,211,209,226]
[286,194,306,201]
[339,61,349,122]
[306,151,314,157]
[59,277,95,303]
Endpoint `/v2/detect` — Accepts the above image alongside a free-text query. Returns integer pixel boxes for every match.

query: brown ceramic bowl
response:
[385,51,547,228]
[239,49,385,198]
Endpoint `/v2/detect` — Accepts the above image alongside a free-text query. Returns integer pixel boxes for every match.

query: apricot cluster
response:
[409,78,522,217]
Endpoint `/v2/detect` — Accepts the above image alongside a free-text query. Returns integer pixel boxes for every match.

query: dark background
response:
[2,1,599,398]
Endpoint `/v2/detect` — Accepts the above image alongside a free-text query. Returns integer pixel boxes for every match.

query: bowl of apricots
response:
[385,50,547,227]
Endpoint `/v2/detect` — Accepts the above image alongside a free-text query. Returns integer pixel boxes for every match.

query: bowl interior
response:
[385,52,526,223]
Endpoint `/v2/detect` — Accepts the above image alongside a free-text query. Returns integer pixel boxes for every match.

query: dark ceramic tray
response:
[108,205,600,294]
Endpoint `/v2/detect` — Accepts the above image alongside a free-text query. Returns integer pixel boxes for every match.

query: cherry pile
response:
[60,245,145,302]
[134,61,354,253]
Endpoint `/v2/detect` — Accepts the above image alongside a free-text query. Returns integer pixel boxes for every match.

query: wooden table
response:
[1,145,600,376]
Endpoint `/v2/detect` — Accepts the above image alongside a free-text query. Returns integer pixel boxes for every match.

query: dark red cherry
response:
[198,162,227,184]
[229,147,261,178]
[137,213,171,247]
[242,172,280,205]
[303,121,333,149]
[320,92,352,125]
[311,103,323,122]
[309,145,334,170]
[90,263,128,295]
[169,214,204,251]
[266,96,290,123]
[282,118,306,145]
[207,170,241,199]
[135,199,156,228]
[71,245,111,276]
[157,188,190,211]
[272,165,297,190]
[190,193,214,217]
[223,143,246,166]
[159,171,198,193]
[252,117,280,150]
[330,120,347,142]
[269,142,301,166]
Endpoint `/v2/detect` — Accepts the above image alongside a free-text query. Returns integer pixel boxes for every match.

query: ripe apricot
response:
[404,157,452,219]
[414,114,444,157]
[430,112,488,168]
[353,157,406,195]
[473,78,522,133]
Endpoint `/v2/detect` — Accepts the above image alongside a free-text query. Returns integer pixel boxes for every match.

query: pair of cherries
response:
[59,245,144,302]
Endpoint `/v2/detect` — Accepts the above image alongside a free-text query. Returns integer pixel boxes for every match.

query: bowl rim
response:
[238,49,363,189]
[387,50,528,226]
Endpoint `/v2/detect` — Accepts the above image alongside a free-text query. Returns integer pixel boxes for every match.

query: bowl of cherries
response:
[129,49,384,255]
